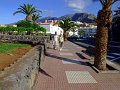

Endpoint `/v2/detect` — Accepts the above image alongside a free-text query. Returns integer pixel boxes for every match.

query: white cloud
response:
[65,0,92,12]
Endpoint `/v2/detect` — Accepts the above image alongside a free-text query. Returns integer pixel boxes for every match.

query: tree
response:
[79,29,85,37]
[70,23,79,35]
[32,14,41,24]
[17,20,32,28]
[13,4,42,22]
[92,0,120,70]
[56,18,77,41]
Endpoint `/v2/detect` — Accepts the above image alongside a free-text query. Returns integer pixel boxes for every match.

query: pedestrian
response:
[48,34,53,49]
[53,31,59,50]
[59,33,64,51]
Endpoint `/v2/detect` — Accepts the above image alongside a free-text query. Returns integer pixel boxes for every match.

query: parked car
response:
[67,35,79,41]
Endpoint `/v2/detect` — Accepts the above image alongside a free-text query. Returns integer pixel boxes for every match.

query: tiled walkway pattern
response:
[65,71,97,83]
[35,41,120,90]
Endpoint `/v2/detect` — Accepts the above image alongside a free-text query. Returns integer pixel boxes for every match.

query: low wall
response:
[0,34,50,56]
[0,34,50,43]
[0,45,45,90]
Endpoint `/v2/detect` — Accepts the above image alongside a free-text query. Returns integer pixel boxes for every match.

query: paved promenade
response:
[35,41,120,90]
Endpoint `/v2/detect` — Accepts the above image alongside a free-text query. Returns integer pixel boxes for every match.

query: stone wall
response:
[0,45,45,90]
[0,34,50,43]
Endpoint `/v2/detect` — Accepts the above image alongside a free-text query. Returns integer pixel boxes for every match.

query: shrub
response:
[5,26,17,31]
[0,27,5,32]
[0,26,18,34]
[26,27,34,35]
[37,27,46,33]
[32,24,40,29]
[17,20,32,28]
[0,21,46,36]
[31,24,46,35]
[17,27,26,35]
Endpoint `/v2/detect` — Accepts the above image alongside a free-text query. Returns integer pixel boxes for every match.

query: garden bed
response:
[87,61,120,73]
[0,42,32,71]
[81,47,120,73]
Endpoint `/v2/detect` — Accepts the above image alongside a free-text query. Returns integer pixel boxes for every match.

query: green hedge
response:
[0,25,46,35]
[17,20,32,28]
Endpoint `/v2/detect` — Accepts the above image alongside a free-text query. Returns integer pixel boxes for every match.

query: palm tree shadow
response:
[39,68,53,78]
[47,53,89,66]
[76,52,87,59]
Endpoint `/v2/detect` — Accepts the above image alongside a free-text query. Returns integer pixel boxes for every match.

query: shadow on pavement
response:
[76,52,87,59]
[39,68,53,78]
[47,53,89,66]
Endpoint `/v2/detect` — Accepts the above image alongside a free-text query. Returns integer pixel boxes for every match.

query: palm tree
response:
[70,23,79,35]
[32,14,41,24]
[79,29,85,37]
[92,0,119,70]
[13,4,42,22]
[57,18,77,41]
[114,6,120,15]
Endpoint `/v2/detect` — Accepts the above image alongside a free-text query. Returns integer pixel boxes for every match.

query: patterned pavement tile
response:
[65,71,97,83]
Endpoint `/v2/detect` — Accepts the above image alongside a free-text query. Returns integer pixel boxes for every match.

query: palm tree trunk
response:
[63,30,67,41]
[94,10,112,70]
[33,21,37,24]
[26,15,32,22]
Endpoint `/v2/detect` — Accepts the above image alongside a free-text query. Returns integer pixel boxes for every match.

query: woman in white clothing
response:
[59,33,64,51]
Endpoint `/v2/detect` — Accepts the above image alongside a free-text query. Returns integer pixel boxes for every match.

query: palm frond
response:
[13,10,25,15]
[92,0,120,5]
[13,3,42,16]
[111,0,120,5]
[32,14,41,21]
[56,18,78,31]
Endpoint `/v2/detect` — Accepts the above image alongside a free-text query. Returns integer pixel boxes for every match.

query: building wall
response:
[39,24,63,35]
[40,24,51,33]
[112,15,120,42]
[78,26,97,38]
[37,20,58,26]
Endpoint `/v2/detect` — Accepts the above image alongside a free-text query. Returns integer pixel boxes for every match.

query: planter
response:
[0,45,45,90]
[87,61,120,73]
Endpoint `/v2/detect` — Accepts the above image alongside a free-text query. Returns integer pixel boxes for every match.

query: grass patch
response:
[0,42,31,53]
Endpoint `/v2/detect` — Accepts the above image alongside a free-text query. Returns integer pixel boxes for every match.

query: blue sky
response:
[0,0,119,24]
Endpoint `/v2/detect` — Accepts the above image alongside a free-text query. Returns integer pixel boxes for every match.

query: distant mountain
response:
[37,16,59,22]
[7,22,17,25]
[8,13,96,25]
[37,13,96,23]
[59,14,74,20]
[72,13,96,23]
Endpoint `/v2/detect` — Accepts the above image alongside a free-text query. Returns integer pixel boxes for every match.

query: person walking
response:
[53,31,59,50]
[59,33,64,51]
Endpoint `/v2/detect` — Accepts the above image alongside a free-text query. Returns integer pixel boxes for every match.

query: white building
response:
[0,24,6,27]
[68,21,97,37]
[40,24,63,35]
[78,25,97,38]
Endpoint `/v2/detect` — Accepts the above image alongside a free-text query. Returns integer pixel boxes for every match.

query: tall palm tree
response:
[92,0,119,70]
[57,18,76,41]
[32,14,41,24]
[13,4,42,22]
